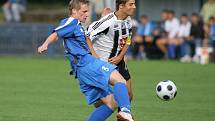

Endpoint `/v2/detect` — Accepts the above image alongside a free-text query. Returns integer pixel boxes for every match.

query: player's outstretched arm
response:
[38,32,58,54]
[86,36,100,58]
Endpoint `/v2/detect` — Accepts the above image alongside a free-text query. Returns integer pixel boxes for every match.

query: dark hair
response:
[69,0,89,14]
[168,10,175,15]
[181,13,188,17]
[116,0,129,10]
[140,15,148,19]
[191,13,199,17]
[209,16,215,21]
[162,9,169,13]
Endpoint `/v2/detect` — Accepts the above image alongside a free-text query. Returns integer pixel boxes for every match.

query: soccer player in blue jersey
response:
[37,0,134,121]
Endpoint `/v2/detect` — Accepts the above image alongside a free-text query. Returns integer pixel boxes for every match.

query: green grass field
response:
[0,57,214,121]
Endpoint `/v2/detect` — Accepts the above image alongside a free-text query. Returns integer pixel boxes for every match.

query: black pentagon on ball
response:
[174,91,177,97]
[167,85,173,91]
[163,95,170,100]
[162,80,169,82]
[157,85,162,92]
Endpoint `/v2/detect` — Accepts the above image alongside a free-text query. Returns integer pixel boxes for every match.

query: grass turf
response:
[0,57,214,121]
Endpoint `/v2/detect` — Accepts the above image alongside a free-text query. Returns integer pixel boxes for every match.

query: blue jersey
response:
[136,21,155,36]
[54,18,117,105]
[54,17,91,73]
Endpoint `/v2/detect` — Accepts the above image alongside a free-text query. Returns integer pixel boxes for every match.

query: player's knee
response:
[101,94,118,110]
[114,74,126,84]
[116,79,126,84]
[110,70,126,85]
[94,100,104,108]
[106,100,118,110]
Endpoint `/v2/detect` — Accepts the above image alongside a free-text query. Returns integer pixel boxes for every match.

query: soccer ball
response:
[156,80,177,101]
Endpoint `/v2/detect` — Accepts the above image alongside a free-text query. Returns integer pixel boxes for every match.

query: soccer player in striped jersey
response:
[38,0,134,121]
[87,0,136,120]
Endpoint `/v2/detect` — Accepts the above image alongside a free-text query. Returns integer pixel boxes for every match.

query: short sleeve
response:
[53,18,78,38]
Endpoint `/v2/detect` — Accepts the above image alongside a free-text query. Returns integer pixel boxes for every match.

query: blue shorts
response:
[76,56,117,105]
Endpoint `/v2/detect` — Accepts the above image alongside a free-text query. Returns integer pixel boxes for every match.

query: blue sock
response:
[87,104,113,121]
[114,82,131,113]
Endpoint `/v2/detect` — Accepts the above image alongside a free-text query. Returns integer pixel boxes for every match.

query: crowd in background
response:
[129,0,215,63]
[1,0,215,63]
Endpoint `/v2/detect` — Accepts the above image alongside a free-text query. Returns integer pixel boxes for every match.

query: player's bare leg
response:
[100,94,118,110]
[94,100,104,108]
[126,79,133,101]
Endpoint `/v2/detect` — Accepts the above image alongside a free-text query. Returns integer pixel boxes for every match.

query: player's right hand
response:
[37,45,48,54]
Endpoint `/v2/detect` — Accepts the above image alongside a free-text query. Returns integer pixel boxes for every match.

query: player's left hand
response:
[108,56,123,64]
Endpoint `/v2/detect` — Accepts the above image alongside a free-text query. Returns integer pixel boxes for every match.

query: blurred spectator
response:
[101,7,112,17]
[177,14,191,58]
[177,14,191,40]
[165,10,180,39]
[207,16,215,62]
[200,0,215,23]
[2,0,27,22]
[208,16,215,46]
[155,9,169,57]
[91,0,105,20]
[165,10,180,59]
[177,14,192,62]
[145,27,165,59]
[132,15,155,59]
[181,13,204,62]
[159,9,169,34]
[136,15,154,37]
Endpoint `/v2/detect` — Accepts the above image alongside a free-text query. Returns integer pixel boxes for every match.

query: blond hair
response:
[68,0,89,15]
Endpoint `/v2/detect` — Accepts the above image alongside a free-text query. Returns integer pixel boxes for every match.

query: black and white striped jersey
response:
[88,12,132,62]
